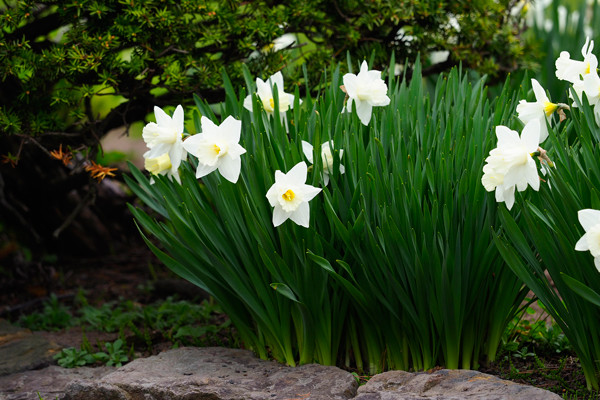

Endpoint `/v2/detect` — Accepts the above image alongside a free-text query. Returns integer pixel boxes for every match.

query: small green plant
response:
[18,294,73,331]
[97,339,129,367]
[53,347,96,368]
[54,339,129,368]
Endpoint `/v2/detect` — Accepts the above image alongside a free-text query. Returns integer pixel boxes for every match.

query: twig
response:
[52,186,96,238]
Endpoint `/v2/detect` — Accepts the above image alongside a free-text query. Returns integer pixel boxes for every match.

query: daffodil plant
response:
[127,60,529,375]
[490,37,600,390]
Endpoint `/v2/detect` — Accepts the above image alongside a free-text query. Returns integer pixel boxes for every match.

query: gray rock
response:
[0,319,62,376]
[355,369,563,400]
[64,347,358,400]
[0,365,115,400]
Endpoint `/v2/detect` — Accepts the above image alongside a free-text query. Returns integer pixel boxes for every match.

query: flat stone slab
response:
[0,319,62,376]
[355,369,563,400]
[64,347,358,400]
[0,365,115,400]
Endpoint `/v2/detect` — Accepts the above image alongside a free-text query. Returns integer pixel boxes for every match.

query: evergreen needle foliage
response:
[127,60,529,373]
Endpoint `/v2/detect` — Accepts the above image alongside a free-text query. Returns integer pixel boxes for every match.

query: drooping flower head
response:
[575,209,600,272]
[182,116,246,184]
[265,161,322,227]
[481,120,541,210]
[243,71,296,115]
[142,105,187,182]
[301,140,345,186]
[342,61,391,125]
[555,36,597,83]
[516,79,557,143]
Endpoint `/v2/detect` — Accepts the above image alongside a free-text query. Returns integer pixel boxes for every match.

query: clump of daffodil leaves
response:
[126,58,533,376]
[490,37,600,391]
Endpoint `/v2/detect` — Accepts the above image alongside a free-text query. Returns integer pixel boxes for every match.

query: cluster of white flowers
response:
[140,61,387,228]
[483,37,600,271]
[559,38,600,125]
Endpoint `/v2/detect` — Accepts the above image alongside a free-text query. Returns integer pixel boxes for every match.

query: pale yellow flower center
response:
[213,144,221,155]
[585,62,591,75]
[543,101,558,117]
[145,153,171,175]
[282,189,295,201]
[262,97,275,113]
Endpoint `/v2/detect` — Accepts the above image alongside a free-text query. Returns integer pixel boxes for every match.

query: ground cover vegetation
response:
[10,292,598,398]
[0,0,533,262]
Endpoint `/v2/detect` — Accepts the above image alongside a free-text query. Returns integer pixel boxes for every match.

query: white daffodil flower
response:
[243,71,297,116]
[555,36,597,83]
[142,105,187,183]
[182,116,246,184]
[575,209,600,272]
[342,61,391,125]
[265,161,322,228]
[481,120,541,210]
[145,153,172,175]
[301,140,345,186]
[579,55,600,106]
[516,79,557,143]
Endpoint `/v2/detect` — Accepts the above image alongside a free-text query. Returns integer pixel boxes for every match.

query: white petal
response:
[525,160,540,191]
[343,74,358,97]
[146,142,170,158]
[356,100,373,125]
[503,186,516,210]
[521,120,541,149]
[578,209,600,231]
[256,78,272,100]
[286,93,296,109]
[516,101,543,124]
[359,60,369,74]
[169,140,185,171]
[172,105,184,134]
[594,257,600,272]
[301,141,314,163]
[243,95,254,112]
[286,162,308,184]
[539,120,550,143]
[531,79,549,103]
[297,184,321,201]
[266,183,279,206]
[220,116,242,143]
[289,201,310,227]
[218,157,241,183]
[272,206,289,227]
[195,163,218,179]
[200,116,219,135]
[154,106,171,127]
[575,234,590,251]
[182,134,202,156]
[268,71,284,91]
[228,143,247,158]
[495,126,520,147]
[274,170,285,183]
[322,173,330,186]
